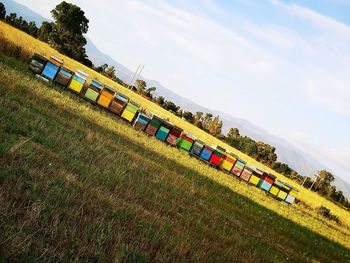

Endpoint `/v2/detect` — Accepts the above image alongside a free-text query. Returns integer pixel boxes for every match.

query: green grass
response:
[1,55,350,262]
[2,21,350,226]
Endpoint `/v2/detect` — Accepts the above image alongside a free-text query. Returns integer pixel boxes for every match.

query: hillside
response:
[2,51,350,261]
[2,20,350,222]
[3,0,350,198]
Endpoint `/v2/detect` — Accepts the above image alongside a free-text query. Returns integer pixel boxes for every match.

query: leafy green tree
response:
[202,113,213,130]
[256,141,277,166]
[26,21,38,37]
[317,170,335,185]
[5,13,17,24]
[162,101,179,112]
[38,21,54,42]
[144,86,156,98]
[314,170,335,195]
[182,111,194,122]
[227,128,240,138]
[155,96,165,106]
[94,63,108,73]
[135,79,147,93]
[49,1,90,63]
[192,112,203,128]
[0,2,6,19]
[207,115,223,137]
[105,66,116,79]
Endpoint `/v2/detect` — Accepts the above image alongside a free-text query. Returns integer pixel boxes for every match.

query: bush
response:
[317,206,339,223]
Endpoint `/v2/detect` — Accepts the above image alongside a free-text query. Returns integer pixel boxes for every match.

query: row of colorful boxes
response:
[133,114,298,204]
[29,53,298,205]
[29,54,140,122]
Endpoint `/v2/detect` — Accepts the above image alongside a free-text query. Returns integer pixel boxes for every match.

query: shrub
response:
[318,206,339,223]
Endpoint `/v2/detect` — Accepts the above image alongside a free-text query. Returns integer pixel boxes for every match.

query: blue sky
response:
[13,0,350,182]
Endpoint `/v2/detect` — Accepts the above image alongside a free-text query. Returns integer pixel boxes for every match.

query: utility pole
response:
[128,64,141,89]
[309,174,319,190]
[135,64,145,83]
[301,176,308,187]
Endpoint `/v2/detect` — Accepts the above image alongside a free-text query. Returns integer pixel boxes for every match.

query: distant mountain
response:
[2,0,48,25]
[6,0,350,199]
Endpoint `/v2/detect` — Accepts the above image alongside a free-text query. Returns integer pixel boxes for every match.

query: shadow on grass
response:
[1,55,350,262]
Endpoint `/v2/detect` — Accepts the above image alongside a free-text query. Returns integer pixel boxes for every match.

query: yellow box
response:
[68,79,84,93]
[277,190,288,200]
[121,110,135,122]
[269,186,279,196]
[289,189,298,197]
[220,159,234,172]
[249,175,260,185]
[97,95,112,108]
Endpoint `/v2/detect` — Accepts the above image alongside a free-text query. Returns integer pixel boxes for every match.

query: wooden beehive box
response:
[54,66,74,87]
[177,133,195,151]
[240,166,254,182]
[166,126,183,146]
[209,146,225,166]
[190,140,205,157]
[29,53,48,74]
[84,79,103,102]
[97,85,115,109]
[41,56,63,81]
[133,112,151,131]
[68,70,89,93]
[121,101,140,122]
[219,152,238,172]
[110,93,129,115]
[145,115,163,136]
[199,145,214,161]
[231,159,246,177]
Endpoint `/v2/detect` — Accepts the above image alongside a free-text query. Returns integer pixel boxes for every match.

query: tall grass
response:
[0,54,350,262]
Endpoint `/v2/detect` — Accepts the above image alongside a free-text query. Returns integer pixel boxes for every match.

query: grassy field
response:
[1,21,350,260]
[1,52,350,262]
[1,21,350,224]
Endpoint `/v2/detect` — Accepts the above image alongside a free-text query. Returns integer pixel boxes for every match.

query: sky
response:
[12,0,350,183]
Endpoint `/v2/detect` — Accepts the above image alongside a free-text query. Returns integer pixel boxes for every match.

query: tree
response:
[202,113,213,130]
[227,128,240,138]
[193,112,204,128]
[95,63,108,74]
[207,115,223,137]
[145,86,156,98]
[256,141,277,166]
[5,13,17,24]
[0,2,6,19]
[105,66,116,79]
[162,101,179,112]
[155,96,165,106]
[135,79,147,93]
[26,21,38,37]
[182,111,194,122]
[317,170,335,185]
[38,21,54,42]
[49,1,89,62]
[315,170,335,194]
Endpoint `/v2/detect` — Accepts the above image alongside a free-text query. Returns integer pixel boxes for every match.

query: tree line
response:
[1,1,349,210]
